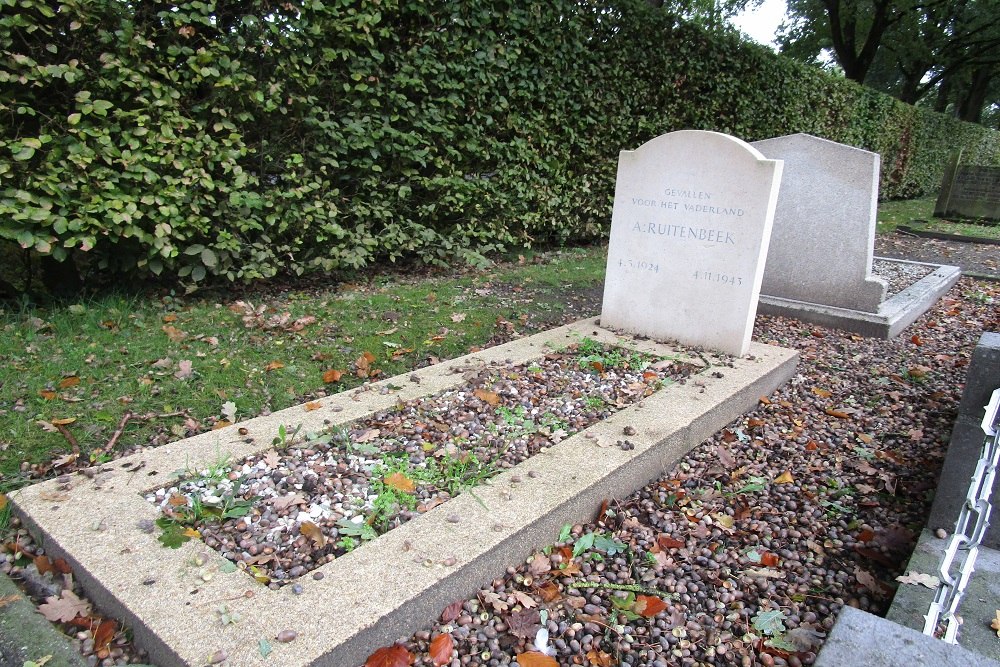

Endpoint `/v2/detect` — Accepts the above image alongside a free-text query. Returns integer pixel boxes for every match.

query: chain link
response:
[923,387,1000,643]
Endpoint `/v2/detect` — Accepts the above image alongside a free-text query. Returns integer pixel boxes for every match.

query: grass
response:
[0,246,607,485]
[903,217,1000,240]
[875,196,937,233]
[0,194,982,489]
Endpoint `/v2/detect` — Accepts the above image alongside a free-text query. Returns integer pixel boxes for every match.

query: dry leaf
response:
[38,589,91,623]
[657,534,684,550]
[39,389,57,400]
[450,313,467,323]
[162,325,187,342]
[527,552,551,576]
[440,600,463,622]
[474,388,501,406]
[322,369,344,383]
[265,360,285,372]
[356,428,380,442]
[512,591,538,608]
[824,407,852,419]
[174,360,194,380]
[304,401,322,411]
[51,417,76,425]
[93,618,117,651]
[384,472,415,493]
[516,651,558,667]
[774,470,794,484]
[272,493,304,511]
[299,521,326,548]
[428,634,453,667]
[0,594,20,609]
[811,387,832,398]
[586,649,613,667]
[991,610,1000,637]
[632,594,667,618]
[895,570,940,588]
[365,644,415,667]
[744,567,784,579]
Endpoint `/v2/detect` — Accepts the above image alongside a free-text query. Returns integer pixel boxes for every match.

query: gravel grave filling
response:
[146,340,703,587]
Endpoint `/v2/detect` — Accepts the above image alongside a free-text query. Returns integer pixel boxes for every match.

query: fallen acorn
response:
[276,629,298,643]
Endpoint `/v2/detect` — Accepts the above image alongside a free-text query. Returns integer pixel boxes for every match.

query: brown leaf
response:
[587,649,613,667]
[632,594,667,618]
[299,521,326,548]
[910,334,923,346]
[824,408,852,419]
[450,312,466,323]
[356,428,380,443]
[93,618,117,651]
[440,600,463,622]
[855,567,889,597]
[384,472,415,494]
[322,369,344,383]
[265,360,285,372]
[162,325,187,342]
[428,634,453,666]
[34,555,54,576]
[58,376,81,388]
[0,594,20,608]
[535,581,562,602]
[508,608,541,640]
[811,387,832,398]
[51,417,76,426]
[38,589,91,623]
[512,591,538,609]
[527,552,551,576]
[365,644,415,667]
[174,359,194,380]
[474,388,501,406]
[517,652,558,667]
[760,552,780,567]
[304,401,322,411]
[657,534,685,550]
[162,314,177,323]
[774,470,794,484]
[716,444,736,468]
[39,390,57,400]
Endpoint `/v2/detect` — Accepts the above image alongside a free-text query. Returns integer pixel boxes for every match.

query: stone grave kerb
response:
[601,130,783,357]
[751,133,888,313]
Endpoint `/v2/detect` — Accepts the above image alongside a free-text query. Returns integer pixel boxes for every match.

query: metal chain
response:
[923,387,1000,643]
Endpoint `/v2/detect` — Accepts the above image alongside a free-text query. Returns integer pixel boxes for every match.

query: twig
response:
[54,423,80,456]
[135,410,190,420]
[105,411,133,452]
[567,581,676,598]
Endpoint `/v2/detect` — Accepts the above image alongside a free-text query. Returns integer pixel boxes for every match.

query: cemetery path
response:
[876,232,999,279]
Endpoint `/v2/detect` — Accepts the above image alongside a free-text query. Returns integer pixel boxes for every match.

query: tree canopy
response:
[776,0,1000,126]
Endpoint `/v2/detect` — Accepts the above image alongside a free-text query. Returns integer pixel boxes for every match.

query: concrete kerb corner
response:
[12,318,798,667]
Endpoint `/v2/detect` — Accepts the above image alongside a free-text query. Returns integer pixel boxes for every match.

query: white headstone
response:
[601,130,783,357]
[751,134,887,312]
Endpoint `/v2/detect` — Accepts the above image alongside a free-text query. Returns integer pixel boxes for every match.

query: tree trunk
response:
[957,66,993,124]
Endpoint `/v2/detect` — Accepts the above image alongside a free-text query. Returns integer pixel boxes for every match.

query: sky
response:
[728,0,788,49]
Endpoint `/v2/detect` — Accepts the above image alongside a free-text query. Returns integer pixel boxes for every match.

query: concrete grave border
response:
[13,318,797,667]
[757,258,961,338]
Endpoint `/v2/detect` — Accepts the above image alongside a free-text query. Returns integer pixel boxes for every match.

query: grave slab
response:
[601,130,783,357]
[757,258,961,338]
[751,133,887,312]
[12,318,797,667]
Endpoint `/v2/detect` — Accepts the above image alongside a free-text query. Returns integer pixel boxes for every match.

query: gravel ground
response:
[876,233,1000,279]
[2,269,998,667]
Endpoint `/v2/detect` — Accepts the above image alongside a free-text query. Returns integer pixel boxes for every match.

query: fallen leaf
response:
[760,552,780,567]
[586,649,613,667]
[507,607,541,639]
[365,644,415,667]
[174,360,194,380]
[824,408,852,419]
[516,651,558,667]
[299,521,326,548]
[0,594,20,608]
[512,591,538,608]
[440,600,463,622]
[304,401,322,411]
[322,369,344,383]
[855,567,888,597]
[38,590,91,623]
[39,390,57,400]
[535,582,562,602]
[265,360,285,372]
[162,325,187,342]
[527,552,551,576]
[272,493,304,511]
[911,334,923,346]
[356,428,380,442]
[52,453,78,468]
[93,619,116,651]
[384,472,415,493]
[51,417,76,425]
[992,610,1000,637]
[428,634,453,666]
[474,388,501,407]
[716,444,736,468]
[774,470,794,484]
[895,570,940,588]
[450,313,466,323]
[657,534,684,550]
[811,387,832,398]
[744,567,784,579]
[632,594,667,618]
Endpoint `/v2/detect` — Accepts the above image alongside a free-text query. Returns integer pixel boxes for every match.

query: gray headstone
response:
[752,133,887,313]
[934,151,1000,221]
[601,130,783,357]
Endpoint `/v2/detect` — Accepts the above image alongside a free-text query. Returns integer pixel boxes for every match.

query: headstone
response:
[601,130,783,357]
[934,150,1000,221]
[751,133,887,313]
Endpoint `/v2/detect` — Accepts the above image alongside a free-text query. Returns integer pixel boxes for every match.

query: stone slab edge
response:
[758,259,961,338]
[815,605,999,667]
[11,318,798,667]
[0,571,87,667]
[897,225,1000,247]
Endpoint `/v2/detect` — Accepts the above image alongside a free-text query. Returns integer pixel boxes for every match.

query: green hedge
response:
[2,0,998,284]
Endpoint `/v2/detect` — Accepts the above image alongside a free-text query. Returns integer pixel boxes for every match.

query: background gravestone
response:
[751,133,887,313]
[601,130,783,357]
[934,150,1000,221]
